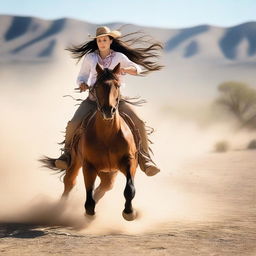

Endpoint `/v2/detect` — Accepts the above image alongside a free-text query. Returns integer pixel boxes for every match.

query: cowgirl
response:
[56,26,163,176]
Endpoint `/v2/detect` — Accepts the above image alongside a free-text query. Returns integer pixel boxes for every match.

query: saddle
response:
[70,98,154,165]
[77,103,142,154]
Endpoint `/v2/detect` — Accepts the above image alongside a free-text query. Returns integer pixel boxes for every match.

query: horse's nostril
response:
[111,107,116,114]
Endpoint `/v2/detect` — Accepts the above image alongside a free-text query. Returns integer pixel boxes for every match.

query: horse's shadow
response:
[0,222,46,239]
[0,198,95,238]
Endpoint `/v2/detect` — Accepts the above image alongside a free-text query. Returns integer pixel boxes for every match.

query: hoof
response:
[122,210,137,221]
[60,195,68,202]
[84,212,96,220]
[85,208,95,216]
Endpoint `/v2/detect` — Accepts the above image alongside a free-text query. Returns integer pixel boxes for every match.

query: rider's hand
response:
[120,68,127,75]
[79,82,89,92]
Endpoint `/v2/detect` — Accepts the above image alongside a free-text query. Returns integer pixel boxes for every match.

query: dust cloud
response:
[1,61,255,235]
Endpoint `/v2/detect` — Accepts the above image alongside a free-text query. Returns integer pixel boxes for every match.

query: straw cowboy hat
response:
[89,26,122,39]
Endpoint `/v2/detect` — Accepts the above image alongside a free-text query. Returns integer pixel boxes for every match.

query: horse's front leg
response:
[82,162,97,216]
[121,156,137,221]
[94,171,118,203]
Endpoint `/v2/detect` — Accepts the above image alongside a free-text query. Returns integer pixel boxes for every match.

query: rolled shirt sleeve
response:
[119,53,142,74]
[76,54,91,86]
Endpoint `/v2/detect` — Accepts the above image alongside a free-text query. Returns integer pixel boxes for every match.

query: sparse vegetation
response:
[216,81,256,129]
[247,139,256,149]
[214,140,230,152]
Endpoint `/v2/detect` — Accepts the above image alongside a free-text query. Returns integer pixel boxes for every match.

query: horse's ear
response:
[96,63,103,74]
[112,63,121,74]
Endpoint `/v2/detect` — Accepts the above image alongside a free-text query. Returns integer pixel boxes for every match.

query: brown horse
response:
[42,63,138,221]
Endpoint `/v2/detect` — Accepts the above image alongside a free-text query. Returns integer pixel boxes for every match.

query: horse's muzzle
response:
[101,106,116,120]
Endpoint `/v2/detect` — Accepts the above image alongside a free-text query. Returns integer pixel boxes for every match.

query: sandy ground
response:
[1,36,256,256]
[0,150,255,256]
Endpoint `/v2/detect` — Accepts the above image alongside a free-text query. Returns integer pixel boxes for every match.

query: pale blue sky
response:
[1,0,255,28]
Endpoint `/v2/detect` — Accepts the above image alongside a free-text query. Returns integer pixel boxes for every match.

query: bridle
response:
[89,74,121,114]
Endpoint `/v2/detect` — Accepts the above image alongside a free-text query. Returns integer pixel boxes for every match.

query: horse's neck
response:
[95,111,121,142]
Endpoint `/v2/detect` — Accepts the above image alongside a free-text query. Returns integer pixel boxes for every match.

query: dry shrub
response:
[247,139,256,149]
[214,140,230,152]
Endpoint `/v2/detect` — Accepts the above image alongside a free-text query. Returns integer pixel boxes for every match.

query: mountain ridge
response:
[1,14,256,62]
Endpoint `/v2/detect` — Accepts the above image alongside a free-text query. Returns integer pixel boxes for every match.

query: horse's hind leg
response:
[94,172,118,202]
[121,156,137,221]
[61,160,81,199]
[82,163,97,216]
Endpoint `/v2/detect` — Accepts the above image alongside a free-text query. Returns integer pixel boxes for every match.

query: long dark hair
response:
[66,29,164,75]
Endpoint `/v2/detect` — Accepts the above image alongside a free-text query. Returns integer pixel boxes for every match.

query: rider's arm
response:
[119,53,142,75]
[76,54,91,88]
[121,67,137,75]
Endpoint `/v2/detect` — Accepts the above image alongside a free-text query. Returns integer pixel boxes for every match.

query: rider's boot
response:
[55,121,76,170]
[138,152,160,176]
[119,101,160,177]
[55,150,70,170]
[136,120,160,176]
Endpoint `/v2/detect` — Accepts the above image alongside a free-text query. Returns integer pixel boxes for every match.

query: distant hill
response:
[1,15,256,62]
[1,15,256,102]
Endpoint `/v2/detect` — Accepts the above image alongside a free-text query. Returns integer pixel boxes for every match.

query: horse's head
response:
[93,63,121,120]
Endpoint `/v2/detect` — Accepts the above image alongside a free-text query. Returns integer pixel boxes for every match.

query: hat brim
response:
[89,30,121,39]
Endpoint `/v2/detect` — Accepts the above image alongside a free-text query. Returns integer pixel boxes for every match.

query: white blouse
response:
[76,50,142,87]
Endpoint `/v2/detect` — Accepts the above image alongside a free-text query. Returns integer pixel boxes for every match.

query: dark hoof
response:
[85,208,95,216]
[122,210,137,221]
[84,211,96,221]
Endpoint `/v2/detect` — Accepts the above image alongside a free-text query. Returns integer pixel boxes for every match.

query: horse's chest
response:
[84,133,127,171]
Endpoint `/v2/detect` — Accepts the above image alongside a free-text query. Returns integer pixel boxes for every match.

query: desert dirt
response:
[1,27,256,255]
[0,150,255,256]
